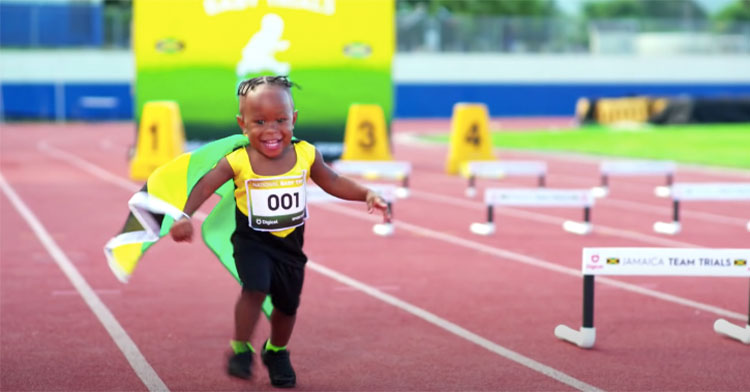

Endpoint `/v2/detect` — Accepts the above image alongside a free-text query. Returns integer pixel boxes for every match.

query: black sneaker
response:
[261,341,296,388]
[227,351,253,380]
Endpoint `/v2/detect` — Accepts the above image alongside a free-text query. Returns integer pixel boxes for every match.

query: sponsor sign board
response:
[485,188,593,207]
[467,161,547,177]
[583,248,750,277]
[673,183,750,201]
[600,161,675,176]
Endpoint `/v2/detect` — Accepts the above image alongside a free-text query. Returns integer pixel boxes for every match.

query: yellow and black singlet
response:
[226,140,316,265]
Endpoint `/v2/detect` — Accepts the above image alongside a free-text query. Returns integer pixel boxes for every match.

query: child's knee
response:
[271,296,299,316]
[240,288,267,302]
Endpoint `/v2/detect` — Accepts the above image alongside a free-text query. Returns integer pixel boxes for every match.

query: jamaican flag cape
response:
[103,134,273,315]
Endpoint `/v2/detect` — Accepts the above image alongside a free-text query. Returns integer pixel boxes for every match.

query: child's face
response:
[237,84,297,159]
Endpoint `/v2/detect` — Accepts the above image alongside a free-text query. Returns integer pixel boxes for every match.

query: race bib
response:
[246,172,308,231]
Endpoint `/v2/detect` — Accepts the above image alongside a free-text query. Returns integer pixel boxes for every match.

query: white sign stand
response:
[462,160,547,198]
[591,160,675,198]
[555,248,750,348]
[653,183,750,235]
[470,188,594,236]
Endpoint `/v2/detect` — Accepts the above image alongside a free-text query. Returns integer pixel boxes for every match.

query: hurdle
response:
[469,188,594,236]
[653,183,750,235]
[331,160,412,199]
[307,183,396,236]
[591,160,675,198]
[461,160,547,198]
[555,247,750,348]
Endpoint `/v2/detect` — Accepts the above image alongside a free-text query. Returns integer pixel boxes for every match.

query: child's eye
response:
[255,120,265,125]
[277,118,287,124]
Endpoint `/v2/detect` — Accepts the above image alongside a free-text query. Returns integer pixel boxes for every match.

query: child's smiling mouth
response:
[262,139,282,149]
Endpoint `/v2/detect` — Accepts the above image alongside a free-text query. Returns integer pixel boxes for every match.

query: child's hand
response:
[170,217,194,243]
[365,190,388,216]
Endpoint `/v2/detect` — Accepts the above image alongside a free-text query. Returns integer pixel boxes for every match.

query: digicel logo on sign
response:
[585,254,603,270]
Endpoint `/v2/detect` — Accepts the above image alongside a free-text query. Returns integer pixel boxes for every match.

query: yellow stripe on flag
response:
[147,153,192,210]
[109,242,145,281]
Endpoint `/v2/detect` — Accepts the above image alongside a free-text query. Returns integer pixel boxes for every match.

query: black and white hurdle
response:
[591,160,675,198]
[555,247,750,348]
[307,183,396,236]
[469,188,594,236]
[461,160,548,198]
[331,160,412,199]
[653,182,750,235]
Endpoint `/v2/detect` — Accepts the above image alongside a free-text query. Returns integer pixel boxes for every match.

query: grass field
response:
[421,123,750,169]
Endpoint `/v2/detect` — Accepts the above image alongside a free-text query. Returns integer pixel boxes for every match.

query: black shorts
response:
[232,208,307,315]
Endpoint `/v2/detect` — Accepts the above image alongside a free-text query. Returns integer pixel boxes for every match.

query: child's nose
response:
[263,123,281,133]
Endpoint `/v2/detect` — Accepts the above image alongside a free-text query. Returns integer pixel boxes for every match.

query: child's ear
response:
[292,110,298,126]
[236,115,244,131]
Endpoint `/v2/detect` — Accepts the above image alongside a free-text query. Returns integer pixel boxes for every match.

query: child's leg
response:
[234,289,267,342]
[231,238,274,343]
[269,309,296,347]
[266,261,304,348]
[262,308,297,388]
[262,262,303,387]
[227,289,266,380]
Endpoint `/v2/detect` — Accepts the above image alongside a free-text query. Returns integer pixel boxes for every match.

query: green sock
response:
[264,340,287,353]
[230,340,255,354]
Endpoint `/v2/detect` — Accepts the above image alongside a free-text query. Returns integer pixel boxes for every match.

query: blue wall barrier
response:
[2,83,132,121]
[2,84,56,119]
[395,83,750,118]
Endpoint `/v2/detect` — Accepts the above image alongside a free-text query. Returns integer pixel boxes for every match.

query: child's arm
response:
[170,158,234,243]
[309,150,388,215]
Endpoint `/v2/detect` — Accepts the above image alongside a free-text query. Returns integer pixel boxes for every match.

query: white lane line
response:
[0,172,169,392]
[314,202,746,321]
[39,141,141,193]
[37,141,207,220]
[39,143,603,391]
[308,262,603,392]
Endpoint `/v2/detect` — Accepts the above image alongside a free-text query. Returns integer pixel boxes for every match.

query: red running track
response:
[1,122,748,391]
